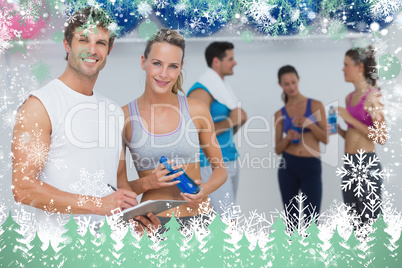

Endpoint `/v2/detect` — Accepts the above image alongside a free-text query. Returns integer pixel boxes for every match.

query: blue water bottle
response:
[328,106,337,134]
[291,120,301,144]
[159,156,201,194]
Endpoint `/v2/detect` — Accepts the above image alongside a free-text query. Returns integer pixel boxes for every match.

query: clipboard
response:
[122,200,187,221]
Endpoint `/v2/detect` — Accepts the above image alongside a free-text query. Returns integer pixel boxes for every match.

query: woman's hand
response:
[286,129,300,142]
[180,180,207,210]
[147,160,182,190]
[335,107,354,125]
[292,116,314,129]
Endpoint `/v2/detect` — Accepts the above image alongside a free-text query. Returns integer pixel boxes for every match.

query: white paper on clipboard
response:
[122,200,187,221]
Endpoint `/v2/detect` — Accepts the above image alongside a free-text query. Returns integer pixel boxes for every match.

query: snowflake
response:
[14,123,49,172]
[189,17,205,31]
[0,202,7,222]
[235,210,272,247]
[154,0,169,9]
[178,209,214,240]
[30,60,51,84]
[0,16,14,54]
[174,3,187,14]
[17,88,30,103]
[218,192,239,222]
[2,110,16,129]
[13,123,66,174]
[319,200,361,243]
[137,2,152,18]
[368,121,390,144]
[355,21,369,32]
[337,149,384,199]
[370,0,402,21]
[282,192,319,236]
[69,168,112,207]
[243,0,277,23]
[18,1,42,22]
[0,89,14,110]
[290,9,300,22]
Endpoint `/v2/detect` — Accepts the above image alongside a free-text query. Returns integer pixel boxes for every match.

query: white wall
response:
[1,17,402,220]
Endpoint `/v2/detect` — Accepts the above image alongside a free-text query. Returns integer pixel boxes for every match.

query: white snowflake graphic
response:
[0,202,7,223]
[30,60,51,84]
[154,0,170,9]
[0,89,14,110]
[368,121,390,144]
[14,123,49,172]
[2,110,16,129]
[337,149,384,199]
[14,124,66,173]
[137,2,152,18]
[17,88,30,103]
[282,192,319,236]
[69,168,111,207]
[370,0,402,21]
[243,1,277,23]
[189,17,205,31]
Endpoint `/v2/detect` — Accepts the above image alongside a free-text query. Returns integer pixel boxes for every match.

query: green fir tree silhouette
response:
[136,230,157,267]
[94,217,118,266]
[303,217,325,267]
[78,226,98,267]
[158,212,186,267]
[58,213,84,267]
[265,214,290,267]
[184,230,204,266]
[365,214,394,267]
[234,230,253,267]
[250,240,268,268]
[0,211,28,267]
[392,229,402,265]
[26,232,45,267]
[326,226,347,267]
[201,212,236,267]
[42,241,62,267]
[344,229,364,267]
[287,228,305,267]
[118,226,140,266]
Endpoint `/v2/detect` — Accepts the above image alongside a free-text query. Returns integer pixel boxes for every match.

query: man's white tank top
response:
[28,79,124,233]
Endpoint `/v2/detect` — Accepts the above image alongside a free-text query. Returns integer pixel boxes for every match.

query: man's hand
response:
[101,189,138,216]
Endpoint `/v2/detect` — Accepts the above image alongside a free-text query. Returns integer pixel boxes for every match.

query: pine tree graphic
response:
[365,213,395,267]
[234,230,253,267]
[0,211,28,267]
[265,213,290,267]
[158,213,187,267]
[201,213,236,267]
[185,230,204,265]
[117,225,140,265]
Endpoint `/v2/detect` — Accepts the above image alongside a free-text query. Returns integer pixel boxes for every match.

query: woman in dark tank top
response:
[273,65,328,231]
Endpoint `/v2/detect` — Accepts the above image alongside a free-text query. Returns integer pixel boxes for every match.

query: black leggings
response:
[341,152,383,224]
[278,152,322,228]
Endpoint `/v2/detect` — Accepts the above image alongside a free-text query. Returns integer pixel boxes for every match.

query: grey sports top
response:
[127,94,200,171]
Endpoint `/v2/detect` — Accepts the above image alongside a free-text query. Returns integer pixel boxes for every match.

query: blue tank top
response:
[126,94,200,172]
[281,98,318,133]
[187,82,238,167]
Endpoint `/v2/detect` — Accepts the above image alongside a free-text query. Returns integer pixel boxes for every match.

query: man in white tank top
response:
[11,7,160,241]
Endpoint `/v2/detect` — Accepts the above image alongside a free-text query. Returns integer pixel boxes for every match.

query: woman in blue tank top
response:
[120,29,228,228]
[273,65,328,231]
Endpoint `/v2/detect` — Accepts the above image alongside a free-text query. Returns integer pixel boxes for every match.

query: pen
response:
[107,183,117,192]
